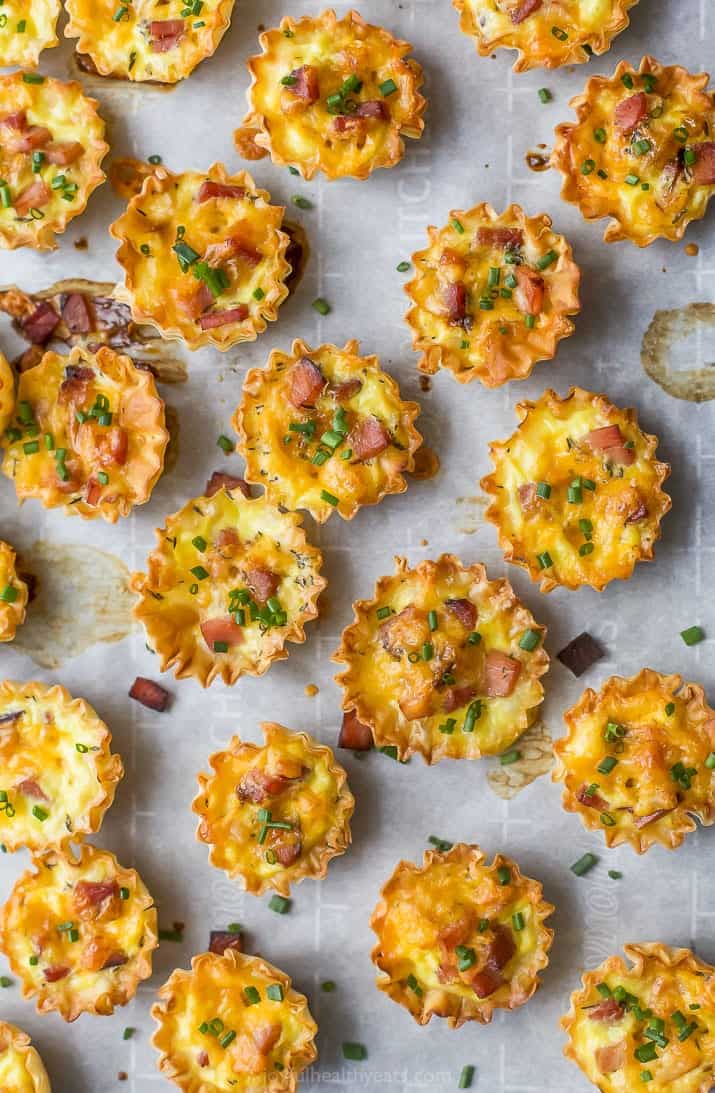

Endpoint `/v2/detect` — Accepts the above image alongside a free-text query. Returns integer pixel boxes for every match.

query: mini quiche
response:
[0,843,157,1022]
[234,339,422,523]
[110,164,291,351]
[64,0,235,84]
[0,679,123,852]
[152,950,318,1092]
[235,9,426,181]
[554,669,715,854]
[0,1021,50,1093]
[562,943,715,1092]
[194,722,354,897]
[131,489,326,687]
[371,844,554,1027]
[0,542,29,642]
[552,57,715,246]
[405,204,580,387]
[0,72,107,251]
[1,345,169,523]
[453,0,638,72]
[0,1,60,69]
[481,387,671,593]
[333,554,549,764]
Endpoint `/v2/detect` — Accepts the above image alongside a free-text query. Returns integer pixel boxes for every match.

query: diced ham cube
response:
[484,652,522,697]
[252,1023,282,1055]
[356,100,389,120]
[595,1041,626,1075]
[237,768,296,803]
[197,181,247,203]
[347,415,390,461]
[200,617,244,650]
[107,426,128,466]
[150,19,185,52]
[518,483,538,512]
[331,115,366,139]
[633,808,671,829]
[444,282,466,324]
[692,141,715,185]
[0,110,27,131]
[268,827,302,866]
[625,498,648,524]
[614,92,648,133]
[44,141,84,165]
[469,966,503,998]
[287,65,319,103]
[330,378,362,401]
[208,930,243,955]
[74,880,119,913]
[85,479,102,507]
[246,567,280,605]
[589,998,626,1022]
[576,783,610,811]
[4,126,52,153]
[15,779,48,801]
[129,677,170,712]
[199,306,249,330]
[514,266,544,316]
[61,293,92,334]
[44,965,70,983]
[338,710,374,750]
[444,598,477,630]
[288,357,324,407]
[489,924,517,970]
[510,0,542,24]
[205,471,250,498]
[476,227,524,248]
[203,236,260,267]
[22,301,59,344]
[14,180,51,218]
[443,685,477,714]
[585,425,635,465]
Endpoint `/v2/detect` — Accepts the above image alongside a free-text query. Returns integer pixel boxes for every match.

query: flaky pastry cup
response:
[562,942,715,1093]
[405,203,580,387]
[0,542,29,642]
[152,950,318,1092]
[194,722,354,897]
[234,338,422,522]
[0,1,60,68]
[0,1020,51,1092]
[481,387,671,592]
[552,56,715,246]
[554,669,715,853]
[234,8,426,181]
[0,843,157,1022]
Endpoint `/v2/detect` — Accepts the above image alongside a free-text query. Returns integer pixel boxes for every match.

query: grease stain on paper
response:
[411,446,440,480]
[488,721,554,800]
[641,303,715,402]
[455,494,487,535]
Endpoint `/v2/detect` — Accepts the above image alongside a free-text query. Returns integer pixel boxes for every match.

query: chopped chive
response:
[451,219,465,234]
[266,984,284,1002]
[684,148,696,166]
[608,870,622,880]
[673,126,688,143]
[571,852,598,876]
[487,267,500,288]
[213,641,229,653]
[421,642,434,661]
[220,1031,236,1049]
[0,976,11,988]
[217,435,233,453]
[579,542,595,556]
[428,610,438,631]
[536,481,551,499]
[439,719,456,735]
[597,756,618,775]
[600,812,616,826]
[458,1065,475,1089]
[23,440,39,455]
[0,585,17,604]
[455,945,475,972]
[148,154,162,165]
[538,88,551,103]
[190,566,209,580]
[525,314,535,329]
[551,25,568,40]
[519,628,541,652]
[321,980,336,992]
[396,261,410,272]
[97,471,109,486]
[191,536,207,552]
[119,887,130,900]
[406,974,422,996]
[244,986,260,1005]
[312,297,330,315]
[641,1071,653,1083]
[376,606,393,620]
[379,78,398,96]
[581,159,596,175]
[291,195,312,210]
[268,895,291,914]
[428,836,453,852]
[497,866,511,886]
[634,138,652,156]
[594,127,607,143]
[635,1043,658,1064]
[579,518,593,539]
[320,489,339,507]
[512,911,525,931]
[537,250,557,270]
[624,174,640,186]
[22,73,45,84]
[343,1043,367,1061]
[705,752,715,769]
[500,749,521,766]
[467,631,481,645]
[32,806,48,822]
[463,700,482,734]
[621,74,634,89]
[29,956,38,966]
[681,625,704,646]
[537,551,553,570]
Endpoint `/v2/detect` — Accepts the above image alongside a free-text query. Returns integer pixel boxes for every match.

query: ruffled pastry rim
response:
[552,56,715,247]
[193,722,355,896]
[130,490,326,688]
[0,73,107,252]
[0,843,157,1022]
[3,344,169,523]
[561,942,715,1076]
[63,0,235,83]
[233,338,423,522]
[554,668,715,853]
[333,553,549,763]
[0,1020,51,1093]
[109,163,291,351]
[0,679,123,852]
[405,203,580,387]
[370,843,555,1028]
[0,543,29,643]
[237,8,427,181]
[453,0,639,72]
[480,386,672,592]
[151,950,319,1093]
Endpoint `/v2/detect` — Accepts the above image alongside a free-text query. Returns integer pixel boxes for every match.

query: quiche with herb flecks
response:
[0,1,60,68]
[0,844,157,1021]
[562,943,715,1093]
[234,9,426,180]
[131,489,326,688]
[481,387,671,592]
[333,555,549,764]
[553,57,715,246]
[0,1021,50,1093]
[194,722,354,896]
[371,844,554,1027]
[0,543,29,643]
[405,204,580,387]
[554,669,715,853]
[234,339,422,523]
[152,950,318,1092]
[0,71,107,251]
[110,164,291,351]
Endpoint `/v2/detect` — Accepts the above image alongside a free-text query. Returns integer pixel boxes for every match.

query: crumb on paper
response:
[685,243,699,256]
[488,721,554,800]
[420,538,428,547]
[73,237,88,250]
[304,683,319,697]
[419,375,432,392]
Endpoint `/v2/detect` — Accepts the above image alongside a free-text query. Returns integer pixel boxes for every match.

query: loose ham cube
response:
[625,498,648,524]
[614,92,648,133]
[356,100,389,120]
[338,710,374,750]
[14,180,50,218]
[347,415,390,461]
[475,227,524,249]
[107,426,128,466]
[489,924,517,969]
[208,930,243,955]
[150,19,185,52]
[22,301,59,344]
[44,141,84,166]
[85,479,102,507]
[74,880,119,913]
[288,357,324,408]
[484,652,522,697]
[181,281,214,320]
[287,65,319,103]
[246,567,280,605]
[444,598,477,630]
[444,282,466,324]
[200,617,244,650]
[633,808,671,829]
[205,471,250,498]
[510,0,542,24]
[129,676,170,712]
[268,827,302,866]
[514,267,544,316]
[199,306,249,330]
[197,181,247,204]
[252,1023,282,1055]
[61,293,92,334]
[692,141,715,185]
[203,236,260,267]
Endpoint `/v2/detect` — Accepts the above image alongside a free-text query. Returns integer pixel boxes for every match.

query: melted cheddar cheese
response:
[553,57,715,246]
[453,0,638,72]
[0,543,28,643]
[371,844,554,1027]
[1,346,168,522]
[194,723,354,897]
[0,1,59,68]
[0,844,157,1022]
[64,0,234,83]
[110,164,291,351]
[333,554,549,764]
[405,204,580,387]
[0,1022,50,1093]
[131,489,326,688]
[563,944,715,1093]
[0,680,123,852]
[234,339,422,523]
[0,352,15,436]
[0,72,107,251]
[481,387,671,592]
[152,951,318,1092]
[554,669,715,853]
[236,9,426,181]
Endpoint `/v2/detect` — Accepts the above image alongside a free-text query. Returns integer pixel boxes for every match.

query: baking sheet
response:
[1,0,714,1089]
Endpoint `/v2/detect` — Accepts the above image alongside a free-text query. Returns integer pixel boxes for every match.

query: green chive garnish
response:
[451,219,465,234]
[343,1043,367,1061]
[500,750,521,765]
[379,79,397,97]
[608,870,622,880]
[459,1066,475,1089]
[312,297,330,315]
[244,986,260,1005]
[537,250,557,270]
[497,865,511,886]
[291,195,312,210]
[681,625,704,646]
[266,984,284,1001]
[268,895,291,914]
[320,489,339,507]
[571,852,598,876]
[597,756,618,774]
[536,481,551,498]
[519,628,541,651]
[537,551,553,569]
[538,88,551,103]
[594,128,607,143]
[396,261,410,272]
[32,806,48,821]
[512,911,525,931]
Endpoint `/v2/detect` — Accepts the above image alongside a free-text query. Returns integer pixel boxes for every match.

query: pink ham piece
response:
[347,415,390,460]
[14,180,50,218]
[332,115,366,138]
[692,142,715,185]
[15,779,48,801]
[443,685,477,714]
[576,783,610,811]
[85,479,102,507]
[237,768,295,803]
[287,65,319,104]
[589,998,626,1022]
[101,951,128,969]
[0,110,27,131]
[330,378,362,401]
[107,426,128,466]
[356,100,389,120]
[44,141,84,166]
[470,966,502,998]
[625,498,648,524]
[289,357,324,407]
[270,830,302,867]
[476,227,524,249]
[22,301,59,344]
[444,598,477,630]
[205,471,250,498]
[484,652,522,697]
[203,237,260,268]
[246,567,280,604]
[444,282,467,324]
[595,1041,626,1075]
[215,528,240,551]
[518,483,538,512]
[61,293,91,334]
[253,1023,282,1055]
[614,92,648,133]
[197,181,247,204]
[74,880,119,910]
[510,0,542,23]
[44,966,70,983]
[182,281,214,320]
[200,617,244,650]
[469,923,516,997]
[4,126,52,154]
[199,306,249,330]
[209,930,243,956]
[197,1051,209,1068]
[150,19,185,52]
[129,677,170,712]
[514,266,544,316]
[633,808,671,829]
[338,710,374,750]
[585,425,635,466]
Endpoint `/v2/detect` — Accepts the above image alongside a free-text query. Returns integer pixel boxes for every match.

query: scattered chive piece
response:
[451,218,465,234]
[421,642,434,661]
[190,566,209,581]
[220,1031,236,1049]
[0,585,17,603]
[376,606,393,620]
[379,78,397,97]
[213,641,229,653]
[608,870,622,879]
[684,148,696,166]
[519,628,541,652]
[581,159,596,175]
[641,1071,653,1083]
[32,806,48,822]
[681,625,704,646]
[635,1043,658,1064]
[428,610,438,631]
[458,1066,475,1089]
[571,852,598,876]
[705,752,715,769]
[396,261,410,272]
[0,976,11,987]
[243,986,261,1005]
[119,887,130,900]
[22,73,45,84]
[321,980,336,992]
[579,542,595,556]
[551,25,568,40]
[536,481,551,498]
[594,127,607,143]
[665,701,675,716]
[497,865,511,886]
[228,923,242,933]
[597,756,618,775]
[621,73,634,89]
[463,700,482,734]
[406,973,422,996]
[312,297,330,315]
[500,749,522,766]
[467,631,481,645]
[600,812,616,827]
[192,536,207,551]
[525,314,535,329]
[538,88,551,103]
[29,956,38,966]
[428,836,453,852]
[217,435,233,454]
[512,911,525,931]
[537,250,557,270]
[579,518,593,539]
[320,489,339,507]
[123,1027,134,1041]
[455,945,475,971]
[342,1043,367,1061]
[148,154,162,165]
[537,551,553,570]
[266,984,284,1002]
[291,195,312,210]
[673,126,688,143]
[268,895,291,914]
[624,173,640,186]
